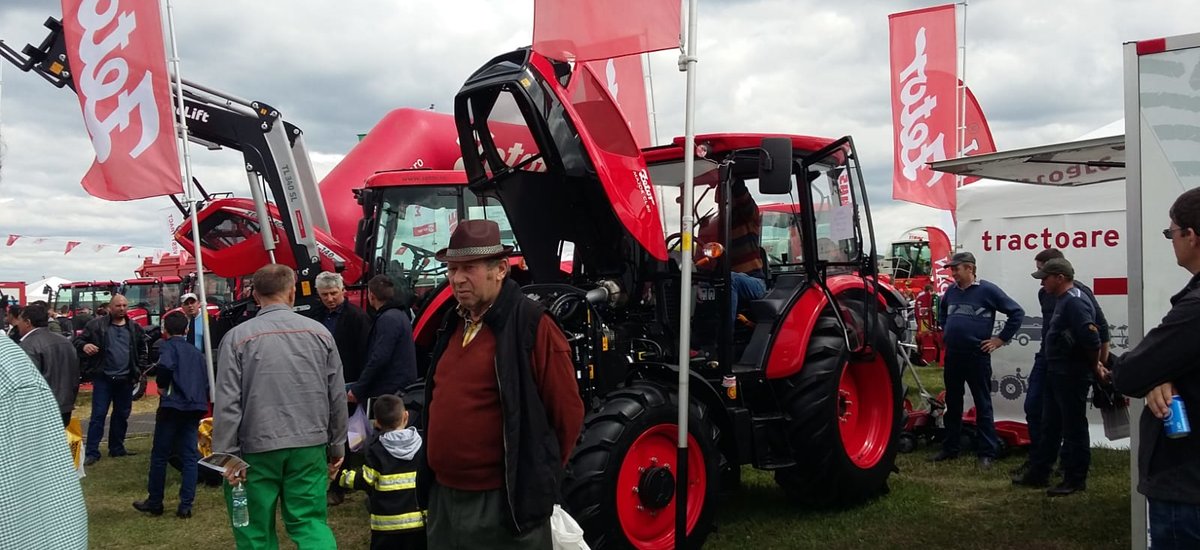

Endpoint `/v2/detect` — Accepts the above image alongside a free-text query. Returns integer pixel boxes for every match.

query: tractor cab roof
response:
[643,134,835,189]
[454,48,668,281]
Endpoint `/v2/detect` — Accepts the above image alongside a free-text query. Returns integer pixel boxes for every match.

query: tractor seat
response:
[749,273,804,324]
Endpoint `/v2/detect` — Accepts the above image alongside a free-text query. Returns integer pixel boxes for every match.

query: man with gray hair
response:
[311,270,370,506]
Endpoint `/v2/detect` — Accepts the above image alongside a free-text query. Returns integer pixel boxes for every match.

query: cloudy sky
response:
[1,0,1197,285]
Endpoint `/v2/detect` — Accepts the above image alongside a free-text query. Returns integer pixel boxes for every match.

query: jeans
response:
[1024,358,1046,458]
[942,350,999,457]
[1149,498,1200,550]
[1029,370,1091,484]
[86,375,134,460]
[730,272,767,320]
[147,408,204,510]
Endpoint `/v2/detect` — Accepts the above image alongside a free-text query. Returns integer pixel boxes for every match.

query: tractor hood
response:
[453,48,666,281]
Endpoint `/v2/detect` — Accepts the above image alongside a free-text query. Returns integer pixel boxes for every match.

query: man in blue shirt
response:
[1013,258,1100,496]
[932,252,1025,469]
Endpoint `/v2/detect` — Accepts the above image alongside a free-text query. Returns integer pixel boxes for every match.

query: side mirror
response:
[759,137,794,195]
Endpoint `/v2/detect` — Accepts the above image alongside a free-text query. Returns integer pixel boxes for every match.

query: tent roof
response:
[929,135,1125,187]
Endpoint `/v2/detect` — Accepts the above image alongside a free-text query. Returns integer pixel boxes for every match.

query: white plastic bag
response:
[550,505,589,550]
[346,403,373,452]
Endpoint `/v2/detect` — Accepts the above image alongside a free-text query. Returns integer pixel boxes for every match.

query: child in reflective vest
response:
[337,394,426,549]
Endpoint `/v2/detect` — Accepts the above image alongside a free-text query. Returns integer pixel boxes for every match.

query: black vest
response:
[418,279,562,534]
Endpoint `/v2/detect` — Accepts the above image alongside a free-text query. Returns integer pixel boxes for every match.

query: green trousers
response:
[426,482,551,549]
[224,445,337,549]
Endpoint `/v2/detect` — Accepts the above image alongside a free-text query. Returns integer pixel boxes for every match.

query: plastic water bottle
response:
[231,482,250,528]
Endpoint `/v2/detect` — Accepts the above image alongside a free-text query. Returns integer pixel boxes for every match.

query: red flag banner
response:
[61,0,183,201]
[533,0,680,62]
[889,4,958,211]
[65,241,82,255]
[6,235,18,246]
[118,245,133,254]
[583,56,652,148]
[960,85,997,185]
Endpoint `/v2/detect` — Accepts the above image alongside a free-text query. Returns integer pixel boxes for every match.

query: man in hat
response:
[418,219,584,548]
[180,293,206,354]
[1013,258,1100,495]
[931,252,1024,469]
[1012,248,1110,481]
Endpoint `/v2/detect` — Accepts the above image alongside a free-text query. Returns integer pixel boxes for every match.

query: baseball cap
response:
[1031,258,1074,279]
[181,293,199,303]
[945,252,976,267]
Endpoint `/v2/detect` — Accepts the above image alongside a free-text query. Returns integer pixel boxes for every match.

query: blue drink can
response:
[1163,395,1191,439]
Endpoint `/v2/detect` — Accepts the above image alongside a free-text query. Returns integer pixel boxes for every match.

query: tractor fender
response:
[630,363,733,456]
[765,277,889,381]
[412,285,456,348]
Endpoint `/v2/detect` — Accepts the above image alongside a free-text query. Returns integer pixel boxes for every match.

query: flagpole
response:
[676,0,699,546]
[164,0,216,401]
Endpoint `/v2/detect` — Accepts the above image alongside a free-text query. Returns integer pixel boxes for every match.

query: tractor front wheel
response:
[564,380,720,549]
[773,307,903,507]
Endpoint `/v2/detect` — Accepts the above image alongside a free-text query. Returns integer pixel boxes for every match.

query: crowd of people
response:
[924,190,1200,546]
[2,195,1198,547]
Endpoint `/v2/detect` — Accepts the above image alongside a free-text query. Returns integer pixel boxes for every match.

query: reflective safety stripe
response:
[338,469,357,490]
[361,466,417,491]
[370,511,425,531]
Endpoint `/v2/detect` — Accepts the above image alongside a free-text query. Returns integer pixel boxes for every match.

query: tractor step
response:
[750,413,796,470]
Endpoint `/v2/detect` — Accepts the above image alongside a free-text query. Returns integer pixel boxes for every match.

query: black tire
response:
[897,433,917,454]
[773,304,903,507]
[564,380,720,549]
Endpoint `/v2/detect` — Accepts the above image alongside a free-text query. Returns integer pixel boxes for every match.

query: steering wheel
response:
[400,242,447,278]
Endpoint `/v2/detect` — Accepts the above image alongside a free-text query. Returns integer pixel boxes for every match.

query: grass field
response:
[79,366,1133,549]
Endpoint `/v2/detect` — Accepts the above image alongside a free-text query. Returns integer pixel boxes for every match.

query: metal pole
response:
[675,0,699,546]
[164,0,216,401]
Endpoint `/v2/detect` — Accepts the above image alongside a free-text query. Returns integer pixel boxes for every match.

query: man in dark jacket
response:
[16,303,81,426]
[314,271,372,507]
[349,276,416,405]
[418,220,584,548]
[1013,259,1101,496]
[134,312,209,518]
[932,252,1025,469]
[1014,248,1112,480]
[1108,187,1200,548]
[75,294,148,466]
[312,272,371,392]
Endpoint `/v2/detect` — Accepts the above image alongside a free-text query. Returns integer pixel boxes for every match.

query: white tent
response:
[24,277,72,305]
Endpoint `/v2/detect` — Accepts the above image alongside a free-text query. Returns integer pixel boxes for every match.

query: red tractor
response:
[448,48,908,548]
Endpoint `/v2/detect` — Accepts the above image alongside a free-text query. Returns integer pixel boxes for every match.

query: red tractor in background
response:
[445,47,908,548]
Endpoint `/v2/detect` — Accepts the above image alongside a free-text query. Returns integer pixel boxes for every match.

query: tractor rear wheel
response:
[773,305,903,507]
[564,380,720,549]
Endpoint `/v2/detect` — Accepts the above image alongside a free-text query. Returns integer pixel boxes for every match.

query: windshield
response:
[369,185,514,299]
[72,285,117,313]
[890,241,931,278]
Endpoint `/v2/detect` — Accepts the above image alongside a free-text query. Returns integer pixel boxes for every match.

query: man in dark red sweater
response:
[419,220,584,549]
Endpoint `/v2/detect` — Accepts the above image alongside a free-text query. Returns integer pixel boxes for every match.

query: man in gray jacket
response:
[16,303,80,426]
[213,264,347,549]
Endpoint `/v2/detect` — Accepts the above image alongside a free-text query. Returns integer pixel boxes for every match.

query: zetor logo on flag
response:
[889,4,957,211]
[61,0,183,201]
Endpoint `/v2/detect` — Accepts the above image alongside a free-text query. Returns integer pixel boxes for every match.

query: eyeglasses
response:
[1163,227,1188,239]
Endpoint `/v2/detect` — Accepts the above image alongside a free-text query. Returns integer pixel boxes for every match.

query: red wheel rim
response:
[837,354,894,468]
[615,424,707,549]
